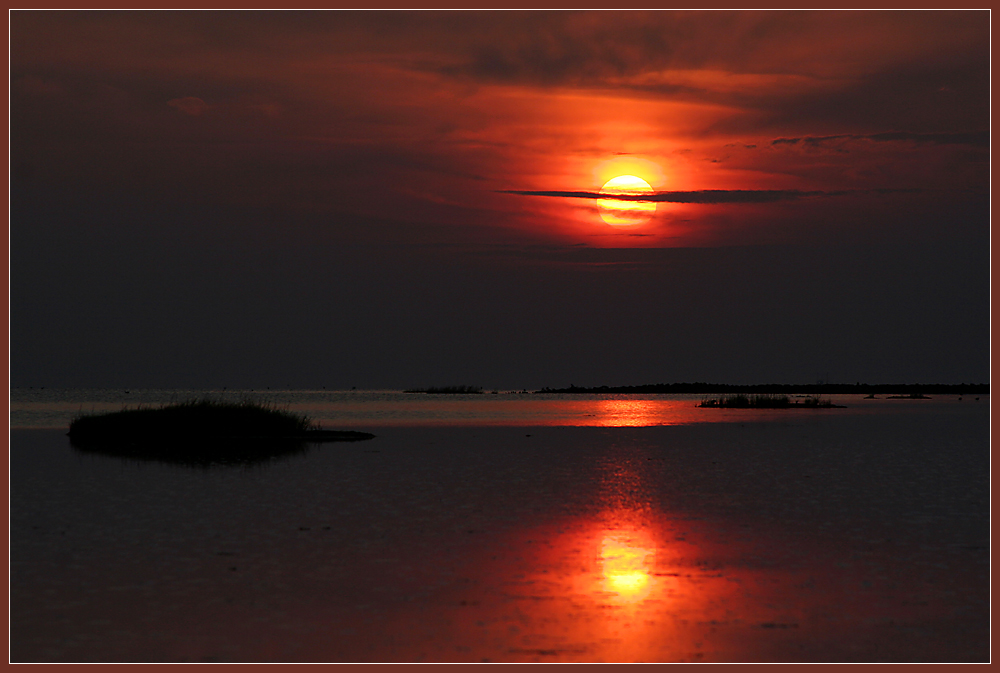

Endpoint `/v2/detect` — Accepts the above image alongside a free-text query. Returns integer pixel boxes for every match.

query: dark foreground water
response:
[10,400,990,662]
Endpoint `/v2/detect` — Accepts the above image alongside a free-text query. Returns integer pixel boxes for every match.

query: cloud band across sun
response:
[499,188,923,204]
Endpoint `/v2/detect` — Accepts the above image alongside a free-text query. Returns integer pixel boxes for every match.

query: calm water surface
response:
[10,390,990,662]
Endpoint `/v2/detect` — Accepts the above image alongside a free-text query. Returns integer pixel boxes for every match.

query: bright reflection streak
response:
[600,533,655,603]
[594,398,663,426]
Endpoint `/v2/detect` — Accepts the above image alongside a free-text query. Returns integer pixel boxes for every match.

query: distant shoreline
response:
[535,383,989,395]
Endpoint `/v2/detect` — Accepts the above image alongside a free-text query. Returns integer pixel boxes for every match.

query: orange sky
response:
[10,11,990,388]
[12,11,988,248]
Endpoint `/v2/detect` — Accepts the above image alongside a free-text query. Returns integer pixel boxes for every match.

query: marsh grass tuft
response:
[69,398,316,440]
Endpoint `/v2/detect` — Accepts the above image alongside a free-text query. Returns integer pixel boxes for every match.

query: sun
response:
[597,175,656,226]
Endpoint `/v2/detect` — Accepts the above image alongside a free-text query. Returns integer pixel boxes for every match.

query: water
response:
[9,390,990,662]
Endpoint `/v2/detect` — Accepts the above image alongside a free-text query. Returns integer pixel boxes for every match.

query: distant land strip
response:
[535,383,989,395]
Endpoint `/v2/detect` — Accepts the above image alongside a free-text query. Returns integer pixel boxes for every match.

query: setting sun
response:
[597,175,656,226]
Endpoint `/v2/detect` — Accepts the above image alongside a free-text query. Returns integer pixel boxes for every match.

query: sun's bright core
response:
[597,175,656,226]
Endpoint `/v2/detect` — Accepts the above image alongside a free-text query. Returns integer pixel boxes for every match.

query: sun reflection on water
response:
[594,398,667,426]
[600,532,656,603]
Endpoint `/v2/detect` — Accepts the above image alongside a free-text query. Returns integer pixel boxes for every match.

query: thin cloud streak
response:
[500,188,923,204]
[771,131,989,148]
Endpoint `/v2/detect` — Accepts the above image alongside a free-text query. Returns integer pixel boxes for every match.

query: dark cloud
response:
[500,188,922,204]
[432,12,982,87]
[723,54,987,139]
[416,10,989,149]
[436,12,707,85]
[167,96,210,116]
[772,131,989,148]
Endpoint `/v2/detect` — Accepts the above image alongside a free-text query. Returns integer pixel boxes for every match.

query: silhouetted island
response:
[699,394,843,409]
[535,382,988,395]
[68,399,373,464]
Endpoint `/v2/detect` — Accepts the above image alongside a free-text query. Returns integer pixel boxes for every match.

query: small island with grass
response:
[68,399,373,464]
[698,394,844,409]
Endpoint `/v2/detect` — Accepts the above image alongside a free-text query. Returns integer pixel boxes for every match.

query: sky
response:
[10,10,991,390]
